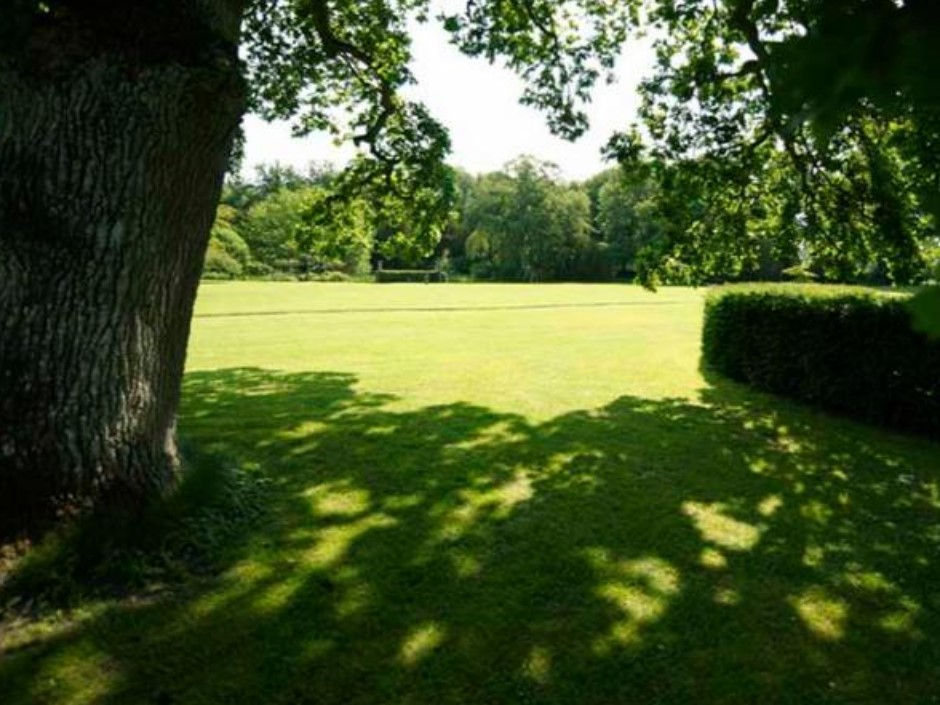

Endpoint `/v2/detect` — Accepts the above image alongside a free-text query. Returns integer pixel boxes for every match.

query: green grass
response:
[188,283,705,418]
[2,282,939,705]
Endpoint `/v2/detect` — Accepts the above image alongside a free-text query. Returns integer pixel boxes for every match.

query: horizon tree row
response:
[210,154,940,286]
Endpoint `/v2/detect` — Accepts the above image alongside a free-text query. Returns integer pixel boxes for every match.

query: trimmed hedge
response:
[375,269,447,283]
[703,285,940,435]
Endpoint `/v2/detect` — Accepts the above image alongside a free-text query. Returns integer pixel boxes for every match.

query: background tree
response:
[298,192,374,276]
[240,188,318,270]
[369,166,458,269]
[436,167,478,273]
[462,157,593,281]
[204,205,252,279]
[587,168,663,279]
[238,185,374,276]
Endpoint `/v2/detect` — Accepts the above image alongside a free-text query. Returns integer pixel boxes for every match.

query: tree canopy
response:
[604,0,940,288]
[238,0,636,237]
[239,0,940,293]
[12,2,937,283]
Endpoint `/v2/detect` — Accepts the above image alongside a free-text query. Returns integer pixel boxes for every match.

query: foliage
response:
[927,244,940,282]
[443,1,636,140]
[235,0,637,260]
[212,157,671,283]
[305,271,353,283]
[203,242,243,280]
[5,0,642,284]
[437,167,479,271]
[607,1,940,289]
[299,191,374,275]
[11,2,939,291]
[781,265,818,283]
[462,157,593,281]
[369,171,455,269]
[211,210,251,264]
[703,285,940,434]
[237,186,373,276]
[917,244,940,336]
[218,161,464,278]
[204,205,251,279]
[239,188,315,267]
[237,0,636,276]
[222,163,339,213]
[586,168,663,278]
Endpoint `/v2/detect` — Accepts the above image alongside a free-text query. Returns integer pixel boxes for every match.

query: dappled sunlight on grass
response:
[681,502,764,552]
[699,547,729,570]
[3,281,940,704]
[757,494,784,517]
[2,365,937,704]
[399,622,447,667]
[790,586,850,641]
[305,482,372,518]
[588,552,681,653]
[306,513,399,570]
[521,644,553,684]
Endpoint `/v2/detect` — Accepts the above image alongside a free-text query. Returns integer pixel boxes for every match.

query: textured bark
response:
[0,8,245,536]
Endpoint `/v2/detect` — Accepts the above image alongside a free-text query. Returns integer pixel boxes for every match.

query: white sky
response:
[240,17,655,182]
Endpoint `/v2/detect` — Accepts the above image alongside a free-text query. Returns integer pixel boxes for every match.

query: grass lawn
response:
[2,282,939,704]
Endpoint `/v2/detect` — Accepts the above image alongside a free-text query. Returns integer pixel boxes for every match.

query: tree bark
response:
[0,7,245,537]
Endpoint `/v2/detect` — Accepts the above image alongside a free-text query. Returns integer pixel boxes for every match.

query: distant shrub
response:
[375,269,447,283]
[244,261,274,278]
[200,272,235,281]
[703,285,940,435]
[203,240,243,279]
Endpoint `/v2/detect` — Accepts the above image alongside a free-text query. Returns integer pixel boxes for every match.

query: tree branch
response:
[307,0,398,155]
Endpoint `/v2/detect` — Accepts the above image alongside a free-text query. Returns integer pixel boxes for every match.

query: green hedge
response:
[702,285,940,435]
[375,270,447,283]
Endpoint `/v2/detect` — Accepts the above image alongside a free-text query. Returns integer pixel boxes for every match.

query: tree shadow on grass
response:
[2,368,939,704]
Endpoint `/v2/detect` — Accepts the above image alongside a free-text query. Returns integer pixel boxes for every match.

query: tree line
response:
[212,154,940,287]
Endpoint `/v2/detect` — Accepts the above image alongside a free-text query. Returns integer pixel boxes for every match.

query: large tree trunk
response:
[0,5,245,536]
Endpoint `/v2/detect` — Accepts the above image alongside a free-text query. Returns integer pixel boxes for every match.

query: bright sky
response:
[240,17,655,182]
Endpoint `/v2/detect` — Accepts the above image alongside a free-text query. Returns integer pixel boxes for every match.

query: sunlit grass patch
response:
[681,501,764,552]
[790,587,849,641]
[399,622,447,667]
